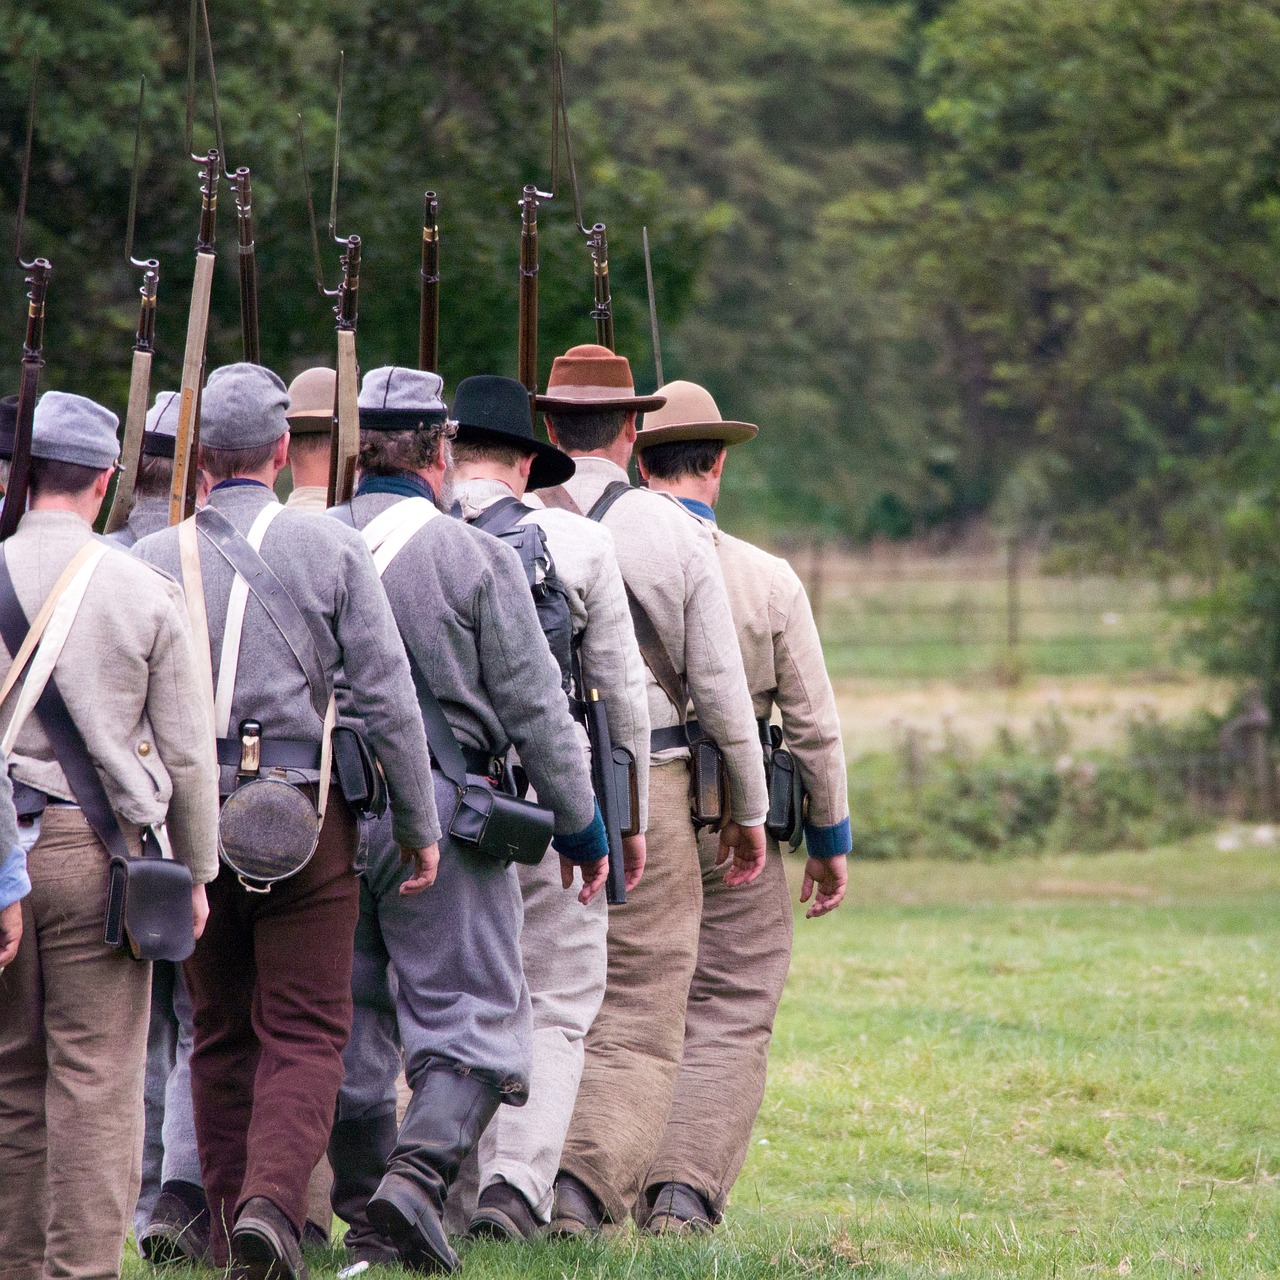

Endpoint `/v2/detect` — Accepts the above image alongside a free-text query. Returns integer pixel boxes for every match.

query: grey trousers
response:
[133,963,202,1244]
[337,809,532,1126]
[447,853,608,1227]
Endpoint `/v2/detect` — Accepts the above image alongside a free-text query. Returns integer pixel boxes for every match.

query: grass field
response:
[127,835,1280,1279]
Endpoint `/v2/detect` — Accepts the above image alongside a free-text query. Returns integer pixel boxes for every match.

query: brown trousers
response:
[642,834,793,1219]
[185,795,357,1262]
[560,761,703,1223]
[0,809,150,1280]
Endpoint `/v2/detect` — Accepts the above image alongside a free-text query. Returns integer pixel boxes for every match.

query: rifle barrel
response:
[418,192,440,372]
[233,168,260,364]
[517,186,540,416]
[1,261,51,541]
[589,222,614,352]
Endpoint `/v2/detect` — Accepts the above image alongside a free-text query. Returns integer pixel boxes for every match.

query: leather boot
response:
[366,1070,501,1274]
[327,1111,399,1266]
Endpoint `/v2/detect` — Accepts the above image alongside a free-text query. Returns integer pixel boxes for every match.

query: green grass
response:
[124,836,1280,1278]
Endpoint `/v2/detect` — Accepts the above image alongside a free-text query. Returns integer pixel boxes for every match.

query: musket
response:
[1,59,53,542]
[418,192,440,372]
[298,53,361,508]
[169,0,223,525]
[232,167,259,364]
[517,184,547,421]
[103,77,161,536]
[643,225,664,388]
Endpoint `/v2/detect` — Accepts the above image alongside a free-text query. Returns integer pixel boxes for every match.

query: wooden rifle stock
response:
[418,192,440,372]
[517,186,541,421]
[103,268,159,534]
[587,222,614,352]
[233,167,260,364]
[328,235,361,508]
[1,260,51,541]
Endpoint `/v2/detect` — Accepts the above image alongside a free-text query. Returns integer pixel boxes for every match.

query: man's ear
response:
[544,416,559,446]
[273,432,292,473]
[710,448,727,480]
[95,467,114,499]
[518,452,535,483]
[636,450,651,482]
[623,411,638,444]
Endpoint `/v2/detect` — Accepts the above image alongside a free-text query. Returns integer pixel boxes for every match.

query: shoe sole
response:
[468,1206,532,1241]
[367,1193,458,1275]
[231,1221,305,1280]
[645,1212,713,1236]
[139,1225,207,1267]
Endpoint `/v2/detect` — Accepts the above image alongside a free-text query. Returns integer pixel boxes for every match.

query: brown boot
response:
[231,1196,309,1280]
[644,1182,714,1235]
[548,1173,603,1237]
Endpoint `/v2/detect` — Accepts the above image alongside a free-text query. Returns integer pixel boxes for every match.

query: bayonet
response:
[643,226,663,388]
[2,57,53,542]
[103,76,161,535]
[419,192,440,372]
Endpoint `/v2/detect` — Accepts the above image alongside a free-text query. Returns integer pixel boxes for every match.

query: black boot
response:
[327,1111,399,1266]
[366,1070,501,1274]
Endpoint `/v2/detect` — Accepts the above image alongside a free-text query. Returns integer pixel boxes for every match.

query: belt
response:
[650,720,708,753]
[216,736,323,772]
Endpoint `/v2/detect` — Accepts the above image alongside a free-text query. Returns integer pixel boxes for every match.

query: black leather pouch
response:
[689,737,730,831]
[104,849,195,962]
[331,725,388,818]
[612,746,639,838]
[765,746,804,846]
[448,777,556,866]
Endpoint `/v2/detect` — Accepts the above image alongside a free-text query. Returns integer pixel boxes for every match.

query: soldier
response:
[325,367,609,1275]
[108,390,181,549]
[634,380,850,1231]
[0,391,219,1280]
[283,367,335,513]
[532,344,769,1234]
[135,363,441,1280]
[445,374,650,1239]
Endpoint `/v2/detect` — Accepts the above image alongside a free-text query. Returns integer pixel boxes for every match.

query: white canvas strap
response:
[360,497,439,576]
[214,502,284,738]
[0,541,110,756]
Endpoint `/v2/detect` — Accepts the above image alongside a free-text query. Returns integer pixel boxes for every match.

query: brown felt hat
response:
[634,380,758,449]
[285,367,336,435]
[535,343,666,415]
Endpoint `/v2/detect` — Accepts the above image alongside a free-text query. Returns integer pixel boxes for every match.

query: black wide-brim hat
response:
[453,375,576,490]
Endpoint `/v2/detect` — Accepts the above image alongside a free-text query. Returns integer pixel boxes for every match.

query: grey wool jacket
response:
[135,482,440,850]
[104,494,170,549]
[539,457,768,825]
[454,477,652,831]
[0,510,220,883]
[341,490,597,836]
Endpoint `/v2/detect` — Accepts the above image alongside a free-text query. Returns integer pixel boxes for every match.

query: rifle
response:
[103,77,161,536]
[297,52,361,508]
[169,0,223,525]
[2,58,52,542]
[517,184,547,423]
[232,167,260,364]
[643,225,664,387]
[418,191,440,372]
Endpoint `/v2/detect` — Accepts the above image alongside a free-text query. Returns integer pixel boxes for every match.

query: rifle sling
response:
[0,553,130,862]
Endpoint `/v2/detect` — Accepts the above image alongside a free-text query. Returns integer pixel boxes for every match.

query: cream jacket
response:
[0,510,220,882]
[285,485,328,513]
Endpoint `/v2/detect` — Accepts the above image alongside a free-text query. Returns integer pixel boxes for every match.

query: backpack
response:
[469,496,575,696]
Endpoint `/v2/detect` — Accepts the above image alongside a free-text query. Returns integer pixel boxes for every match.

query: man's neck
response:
[451,462,523,499]
[647,475,717,508]
[29,494,97,523]
[218,466,278,490]
[566,440,633,473]
[289,462,329,490]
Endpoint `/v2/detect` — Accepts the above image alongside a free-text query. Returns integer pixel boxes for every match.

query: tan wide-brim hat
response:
[535,343,666,415]
[634,380,758,449]
[285,366,336,436]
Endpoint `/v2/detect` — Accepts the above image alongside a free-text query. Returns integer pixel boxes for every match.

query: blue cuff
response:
[804,817,851,859]
[552,803,609,865]
[0,844,31,911]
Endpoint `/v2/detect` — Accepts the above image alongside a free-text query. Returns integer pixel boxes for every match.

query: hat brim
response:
[453,424,577,490]
[634,420,759,449]
[284,411,333,436]
[534,392,668,415]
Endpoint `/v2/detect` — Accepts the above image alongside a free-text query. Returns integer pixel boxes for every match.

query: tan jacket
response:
[285,484,328,513]
[540,458,767,825]
[454,477,652,829]
[0,510,220,882]
[710,523,850,851]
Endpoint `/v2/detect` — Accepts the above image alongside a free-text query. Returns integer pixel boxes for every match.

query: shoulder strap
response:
[537,484,583,516]
[586,480,632,523]
[470,495,533,538]
[359,497,439,575]
[194,505,330,726]
[0,548,129,860]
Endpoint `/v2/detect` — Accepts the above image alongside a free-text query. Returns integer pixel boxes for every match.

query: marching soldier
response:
[445,374,650,1239]
[0,391,219,1280]
[634,380,850,1230]
[135,363,441,1280]
[108,390,181,549]
[325,367,609,1274]
[283,367,336,512]
[533,344,770,1234]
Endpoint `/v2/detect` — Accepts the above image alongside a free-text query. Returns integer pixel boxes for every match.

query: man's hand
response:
[0,900,23,968]
[191,884,209,941]
[562,854,608,905]
[622,833,646,891]
[716,821,767,887]
[800,854,847,918]
[399,843,441,896]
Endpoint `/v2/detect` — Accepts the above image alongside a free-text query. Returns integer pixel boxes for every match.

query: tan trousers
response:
[642,834,793,1219]
[560,760,703,1223]
[0,809,151,1280]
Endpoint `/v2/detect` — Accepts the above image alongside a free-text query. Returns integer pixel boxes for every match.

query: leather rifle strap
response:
[535,484,583,516]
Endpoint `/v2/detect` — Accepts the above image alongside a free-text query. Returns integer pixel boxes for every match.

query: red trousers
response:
[184,796,358,1262]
